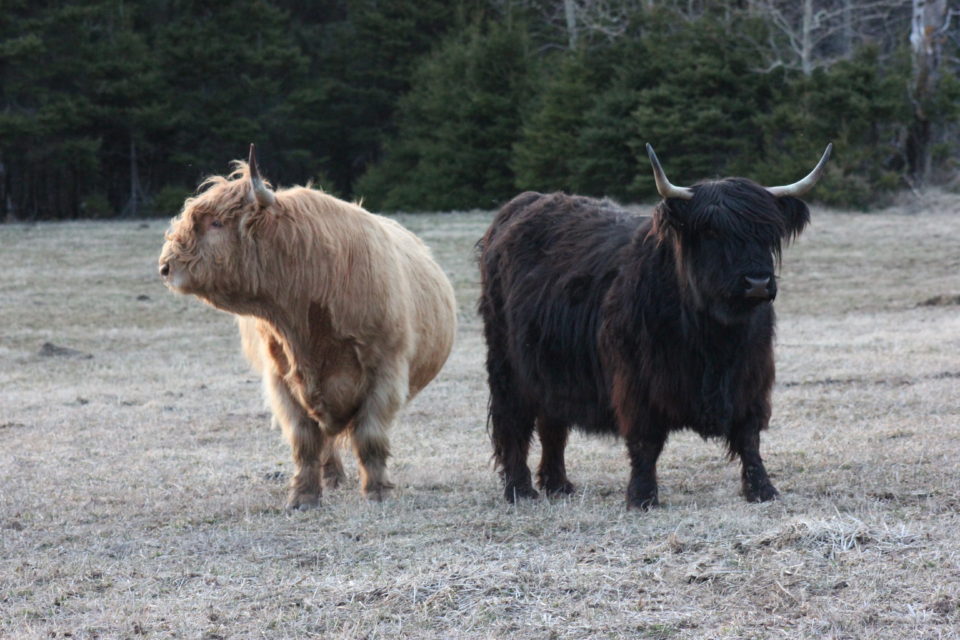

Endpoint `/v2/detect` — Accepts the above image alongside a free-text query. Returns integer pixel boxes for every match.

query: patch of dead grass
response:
[2,200,960,638]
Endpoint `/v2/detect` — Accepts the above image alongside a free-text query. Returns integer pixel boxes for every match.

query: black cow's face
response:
[657,178,810,324]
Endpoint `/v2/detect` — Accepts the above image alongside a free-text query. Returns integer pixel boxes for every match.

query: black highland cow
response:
[478,144,831,508]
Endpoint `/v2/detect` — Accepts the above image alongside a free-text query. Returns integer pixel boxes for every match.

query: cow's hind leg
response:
[731,424,779,502]
[349,363,406,501]
[319,438,346,489]
[481,281,537,503]
[492,398,537,502]
[264,373,326,510]
[488,366,538,503]
[536,414,574,497]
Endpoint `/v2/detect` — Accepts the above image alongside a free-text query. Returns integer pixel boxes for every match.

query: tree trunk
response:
[121,136,143,218]
[800,0,814,75]
[842,0,854,58]
[907,0,948,186]
[564,0,577,49]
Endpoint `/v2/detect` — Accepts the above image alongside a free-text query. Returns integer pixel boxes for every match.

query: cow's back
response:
[240,194,456,412]
[479,192,647,432]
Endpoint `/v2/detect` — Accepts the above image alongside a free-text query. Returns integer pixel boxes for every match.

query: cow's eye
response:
[210,219,224,229]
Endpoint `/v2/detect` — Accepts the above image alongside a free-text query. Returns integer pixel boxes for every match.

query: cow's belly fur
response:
[288,352,366,431]
[249,319,366,431]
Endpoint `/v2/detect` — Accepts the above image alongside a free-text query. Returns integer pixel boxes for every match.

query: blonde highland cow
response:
[159,145,457,509]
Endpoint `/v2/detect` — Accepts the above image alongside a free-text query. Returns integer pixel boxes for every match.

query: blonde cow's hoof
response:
[321,463,347,490]
[286,491,321,511]
[362,482,396,502]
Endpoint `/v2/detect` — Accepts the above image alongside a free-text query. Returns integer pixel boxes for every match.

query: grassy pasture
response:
[2,194,960,639]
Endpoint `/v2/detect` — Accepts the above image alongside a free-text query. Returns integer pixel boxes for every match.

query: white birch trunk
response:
[908,0,948,184]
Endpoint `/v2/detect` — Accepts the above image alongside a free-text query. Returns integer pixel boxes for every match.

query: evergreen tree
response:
[512,50,598,194]
[151,0,308,183]
[0,1,158,218]
[1,1,957,219]
[567,34,657,201]
[357,21,532,211]
[752,46,915,207]
[627,11,770,197]
[570,79,643,201]
[283,0,484,196]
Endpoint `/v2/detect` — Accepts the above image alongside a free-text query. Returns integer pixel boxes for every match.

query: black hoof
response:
[627,477,659,510]
[544,480,575,498]
[626,490,659,511]
[743,483,780,503]
[504,483,539,503]
[627,496,660,511]
[539,474,575,497]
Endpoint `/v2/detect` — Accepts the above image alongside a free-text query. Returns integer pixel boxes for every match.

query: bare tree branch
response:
[748,0,912,75]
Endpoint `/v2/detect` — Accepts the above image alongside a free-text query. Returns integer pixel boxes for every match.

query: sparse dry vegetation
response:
[2,195,960,638]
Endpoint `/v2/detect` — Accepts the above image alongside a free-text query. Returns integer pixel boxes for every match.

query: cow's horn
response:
[646,144,693,200]
[766,143,833,198]
[248,143,276,208]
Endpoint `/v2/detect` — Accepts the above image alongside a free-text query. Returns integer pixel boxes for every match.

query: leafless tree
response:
[748,0,911,74]
[906,0,952,185]
[555,0,639,46]
[504,0,661,50]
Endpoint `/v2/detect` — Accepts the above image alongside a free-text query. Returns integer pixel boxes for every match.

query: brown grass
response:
[2,194,960,639]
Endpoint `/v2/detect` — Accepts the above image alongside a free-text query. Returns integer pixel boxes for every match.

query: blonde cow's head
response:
[159,144,278,311]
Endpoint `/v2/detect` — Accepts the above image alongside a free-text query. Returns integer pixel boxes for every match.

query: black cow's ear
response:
[777,196,810,242]
[659,199,691,231]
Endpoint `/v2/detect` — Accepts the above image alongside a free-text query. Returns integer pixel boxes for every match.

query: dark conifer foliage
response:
[0,1,956,218]
[356,21,533,211]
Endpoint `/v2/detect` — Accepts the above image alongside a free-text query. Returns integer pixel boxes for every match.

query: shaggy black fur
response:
[478,182,811,508]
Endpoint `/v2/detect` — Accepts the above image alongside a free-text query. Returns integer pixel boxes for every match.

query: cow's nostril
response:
[744,276,771,298]
[159,263,170,278]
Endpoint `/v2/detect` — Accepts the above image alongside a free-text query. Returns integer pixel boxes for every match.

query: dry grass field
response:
[2,193,960,639]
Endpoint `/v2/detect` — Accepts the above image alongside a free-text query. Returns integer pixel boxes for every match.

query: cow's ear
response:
[659,198,692,232]
[777,196,810,242]
[240,202,274,238]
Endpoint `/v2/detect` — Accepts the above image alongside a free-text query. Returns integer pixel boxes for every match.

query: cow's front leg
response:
[536,414,574,497]
[264,372,325,510]
[613,374,669,510]
[625,430,667,510]
[731,424,779,502]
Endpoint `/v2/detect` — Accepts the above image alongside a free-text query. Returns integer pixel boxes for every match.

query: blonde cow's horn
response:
[248,143,276,208]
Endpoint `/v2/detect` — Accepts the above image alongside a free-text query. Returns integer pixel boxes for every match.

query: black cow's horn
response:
[646,144,694,200]
[248,143,276,208]
[766,143,833,198]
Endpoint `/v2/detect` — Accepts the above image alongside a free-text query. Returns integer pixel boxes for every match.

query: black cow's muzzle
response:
[744,276,775,300]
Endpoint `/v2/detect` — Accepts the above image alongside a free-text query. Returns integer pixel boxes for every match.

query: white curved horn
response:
[766,143,832,198]
[248,143,276,208]
[646,144,693,200]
